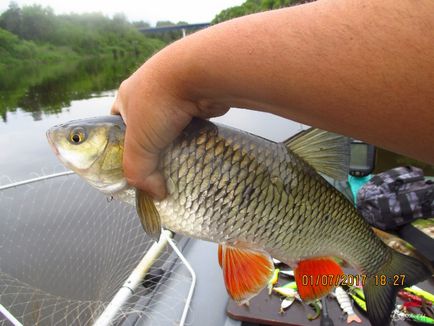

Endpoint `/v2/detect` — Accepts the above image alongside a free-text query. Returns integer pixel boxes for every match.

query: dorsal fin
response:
[284,128,351,180]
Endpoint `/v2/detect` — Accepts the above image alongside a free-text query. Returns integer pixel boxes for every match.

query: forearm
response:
[141,0,433,164]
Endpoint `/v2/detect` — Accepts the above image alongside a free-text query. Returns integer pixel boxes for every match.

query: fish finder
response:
[349,140,376,177]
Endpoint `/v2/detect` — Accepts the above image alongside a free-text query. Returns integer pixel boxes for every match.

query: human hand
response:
[111,49,229,200]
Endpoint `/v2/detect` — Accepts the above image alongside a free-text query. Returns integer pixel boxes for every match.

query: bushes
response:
[212,0,316,24]
[0,28,77,69]
[0,3,166,68]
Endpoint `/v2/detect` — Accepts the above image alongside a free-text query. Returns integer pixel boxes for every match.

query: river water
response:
[0,58,306,184]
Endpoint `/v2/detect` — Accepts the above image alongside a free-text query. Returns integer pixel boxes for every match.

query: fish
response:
[46,116,431,326]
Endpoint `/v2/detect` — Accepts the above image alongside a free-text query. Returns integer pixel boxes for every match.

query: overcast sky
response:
[0,0,245,25]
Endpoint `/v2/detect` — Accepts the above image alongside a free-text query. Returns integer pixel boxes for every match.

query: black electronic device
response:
[349,140,376,177]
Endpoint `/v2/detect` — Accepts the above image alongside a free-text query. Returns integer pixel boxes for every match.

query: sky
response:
[0,0,245,25]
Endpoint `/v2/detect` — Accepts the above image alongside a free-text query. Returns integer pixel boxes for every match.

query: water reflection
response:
[0,96,113,182]
[1,56,431,183]
[0,53,306,183]
[0,57,144,122]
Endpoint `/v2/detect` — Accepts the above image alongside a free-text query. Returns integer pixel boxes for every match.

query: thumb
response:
[122,126,167,201]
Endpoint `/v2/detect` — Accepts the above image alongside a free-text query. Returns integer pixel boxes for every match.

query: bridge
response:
[138,23,211,38]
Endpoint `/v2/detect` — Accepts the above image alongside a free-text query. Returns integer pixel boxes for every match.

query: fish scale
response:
[47,115,431,326]
[157,119,387,275]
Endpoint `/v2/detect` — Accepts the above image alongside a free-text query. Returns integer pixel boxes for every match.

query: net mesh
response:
[0,172,193,325]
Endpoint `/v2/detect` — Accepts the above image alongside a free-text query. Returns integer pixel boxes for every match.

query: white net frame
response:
[0,172,196,326]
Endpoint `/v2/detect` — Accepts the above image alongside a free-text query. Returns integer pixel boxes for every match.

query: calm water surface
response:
[0,58,305,183]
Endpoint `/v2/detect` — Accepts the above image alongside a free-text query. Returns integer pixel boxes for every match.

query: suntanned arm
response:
[112,0,434,199]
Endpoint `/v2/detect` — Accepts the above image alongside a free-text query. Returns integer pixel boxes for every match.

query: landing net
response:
[0,172,195,325]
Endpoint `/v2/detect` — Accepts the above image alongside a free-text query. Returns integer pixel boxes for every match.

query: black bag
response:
[356,166,434,230]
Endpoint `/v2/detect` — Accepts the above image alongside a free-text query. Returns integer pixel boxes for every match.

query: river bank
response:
[0,56,152,122]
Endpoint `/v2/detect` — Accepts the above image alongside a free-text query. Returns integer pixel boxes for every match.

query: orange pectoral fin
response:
[218,244,274,304]
[294,257,343,301]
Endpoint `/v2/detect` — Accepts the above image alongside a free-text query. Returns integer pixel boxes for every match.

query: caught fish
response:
[46,116,431,326]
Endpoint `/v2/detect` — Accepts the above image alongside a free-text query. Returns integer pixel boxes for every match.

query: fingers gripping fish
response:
[47,116,431,326]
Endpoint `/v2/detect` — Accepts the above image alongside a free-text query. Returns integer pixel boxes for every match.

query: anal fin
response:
[218,244,274,304]
[294,257,343,301]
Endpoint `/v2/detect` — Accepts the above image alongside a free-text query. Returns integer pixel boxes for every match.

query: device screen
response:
[350,143,369,170]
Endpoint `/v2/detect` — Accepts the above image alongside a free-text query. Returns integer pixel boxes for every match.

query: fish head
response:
[46,116,127,194]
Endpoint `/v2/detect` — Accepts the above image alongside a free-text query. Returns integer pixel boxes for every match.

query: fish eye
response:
[69,127,87,144]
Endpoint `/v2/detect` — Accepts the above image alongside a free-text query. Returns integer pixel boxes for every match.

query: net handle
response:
[0,304,23,326]
[0,171,74,191]
[94,230,196,326]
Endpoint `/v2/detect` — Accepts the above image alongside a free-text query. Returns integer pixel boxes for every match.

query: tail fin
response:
[364,251,431,326]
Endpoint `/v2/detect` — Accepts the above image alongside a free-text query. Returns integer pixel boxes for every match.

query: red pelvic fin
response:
[294,257,343,301]
[218,244,274,304]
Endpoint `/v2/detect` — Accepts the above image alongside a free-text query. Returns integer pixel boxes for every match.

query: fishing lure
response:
[406,313,434,324]
[273,286,298,298]
[274,281,326,321]
[273,285,299,313]
[280,297,296,313]
[306,301,322,320]
[404,286,434,304]
[334,287,362,324]
[349,292,367,312]
[279,269,295,278]
[268,268,280,294]
[401,300,434,319]
[273,258,282,265]
[394,306,434,324]
[403,301,422,310]
[280,281,298,290]
[399,290,432,306]
[349,286,365,300]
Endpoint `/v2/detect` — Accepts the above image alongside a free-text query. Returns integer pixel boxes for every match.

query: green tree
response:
[213,0,316,24]
[19,5,56,41]
[0,2,22,35]
[0,3,166,61]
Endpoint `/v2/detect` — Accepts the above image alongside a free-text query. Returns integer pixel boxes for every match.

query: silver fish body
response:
[152,119,386,275]
[47,116,431,326]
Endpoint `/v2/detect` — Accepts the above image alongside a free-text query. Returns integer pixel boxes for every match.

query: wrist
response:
[144,37,231,117]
